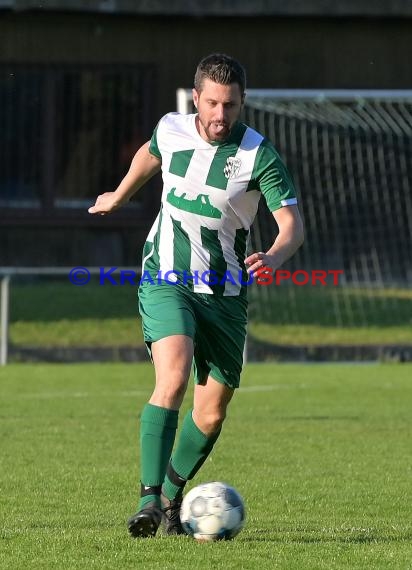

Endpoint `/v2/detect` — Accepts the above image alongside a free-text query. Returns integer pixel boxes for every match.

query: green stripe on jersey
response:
[252,139,297,211]
[149,124,161,159]
[169,149,195,177]
[234,228,249,285]
[205,123,247,190]
[200,227,227,296]
[143,209,162,276]
[172,217,192,283]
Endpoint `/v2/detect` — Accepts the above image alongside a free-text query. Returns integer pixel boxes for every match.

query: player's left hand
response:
[244,252,274,275]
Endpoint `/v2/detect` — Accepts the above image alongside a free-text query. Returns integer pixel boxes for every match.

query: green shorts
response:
[138,282,248,389]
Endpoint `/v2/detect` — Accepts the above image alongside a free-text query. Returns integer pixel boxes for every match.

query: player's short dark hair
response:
[194,53,246,95]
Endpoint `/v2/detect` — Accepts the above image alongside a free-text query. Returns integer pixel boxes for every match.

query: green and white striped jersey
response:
[142,112,297,296]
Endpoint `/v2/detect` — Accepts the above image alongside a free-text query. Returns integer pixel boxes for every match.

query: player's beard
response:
[199,117,231,142]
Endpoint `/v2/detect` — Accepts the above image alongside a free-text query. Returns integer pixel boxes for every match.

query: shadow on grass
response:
[246,334,412,362]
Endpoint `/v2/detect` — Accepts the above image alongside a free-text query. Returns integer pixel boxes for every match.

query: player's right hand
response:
[88,192,121,215]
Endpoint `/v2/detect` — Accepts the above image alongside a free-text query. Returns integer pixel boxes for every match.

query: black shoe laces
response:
[162,499,182,521]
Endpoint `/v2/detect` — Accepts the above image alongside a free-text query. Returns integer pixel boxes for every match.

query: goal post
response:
[177,87,412,112]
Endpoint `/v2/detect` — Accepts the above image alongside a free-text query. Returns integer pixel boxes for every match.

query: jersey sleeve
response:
[149,122,162,159]
[253,139,298,212]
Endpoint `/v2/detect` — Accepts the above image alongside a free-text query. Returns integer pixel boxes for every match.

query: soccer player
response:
[88,53,304,537]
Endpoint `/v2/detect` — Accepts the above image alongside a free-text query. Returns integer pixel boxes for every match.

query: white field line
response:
[10,384,308,400]
[238,384,307,392]
[13,390,149,400]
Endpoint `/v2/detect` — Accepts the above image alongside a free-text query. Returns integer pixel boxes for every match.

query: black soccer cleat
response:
[127,505,163,538]
[161,494,185,536]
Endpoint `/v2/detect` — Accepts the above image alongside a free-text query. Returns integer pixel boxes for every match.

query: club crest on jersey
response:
[224,157,242,179]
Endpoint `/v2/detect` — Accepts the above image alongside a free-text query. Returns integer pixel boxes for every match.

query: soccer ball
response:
[180,481,245,541]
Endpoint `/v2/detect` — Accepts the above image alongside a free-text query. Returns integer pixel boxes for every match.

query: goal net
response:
[177,89,412,353]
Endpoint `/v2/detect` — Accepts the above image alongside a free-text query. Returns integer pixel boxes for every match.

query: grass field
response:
[7,281,412,348]
[1,363,411,569]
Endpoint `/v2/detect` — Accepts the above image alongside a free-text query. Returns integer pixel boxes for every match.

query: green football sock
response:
[162,409,221,501]
[139,403,178,509]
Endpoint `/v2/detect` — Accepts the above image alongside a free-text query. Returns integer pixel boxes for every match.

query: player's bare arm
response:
[88,141,161,215]
[245,204,304,274]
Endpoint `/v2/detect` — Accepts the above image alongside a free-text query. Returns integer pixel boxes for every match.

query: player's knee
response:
[197,409,226,435]
[151,380,188,408]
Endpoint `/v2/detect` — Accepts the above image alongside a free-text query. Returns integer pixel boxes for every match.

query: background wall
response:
[2,12,412,117]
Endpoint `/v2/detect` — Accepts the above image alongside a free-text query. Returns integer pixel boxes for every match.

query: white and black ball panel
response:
[180,481,245,541]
